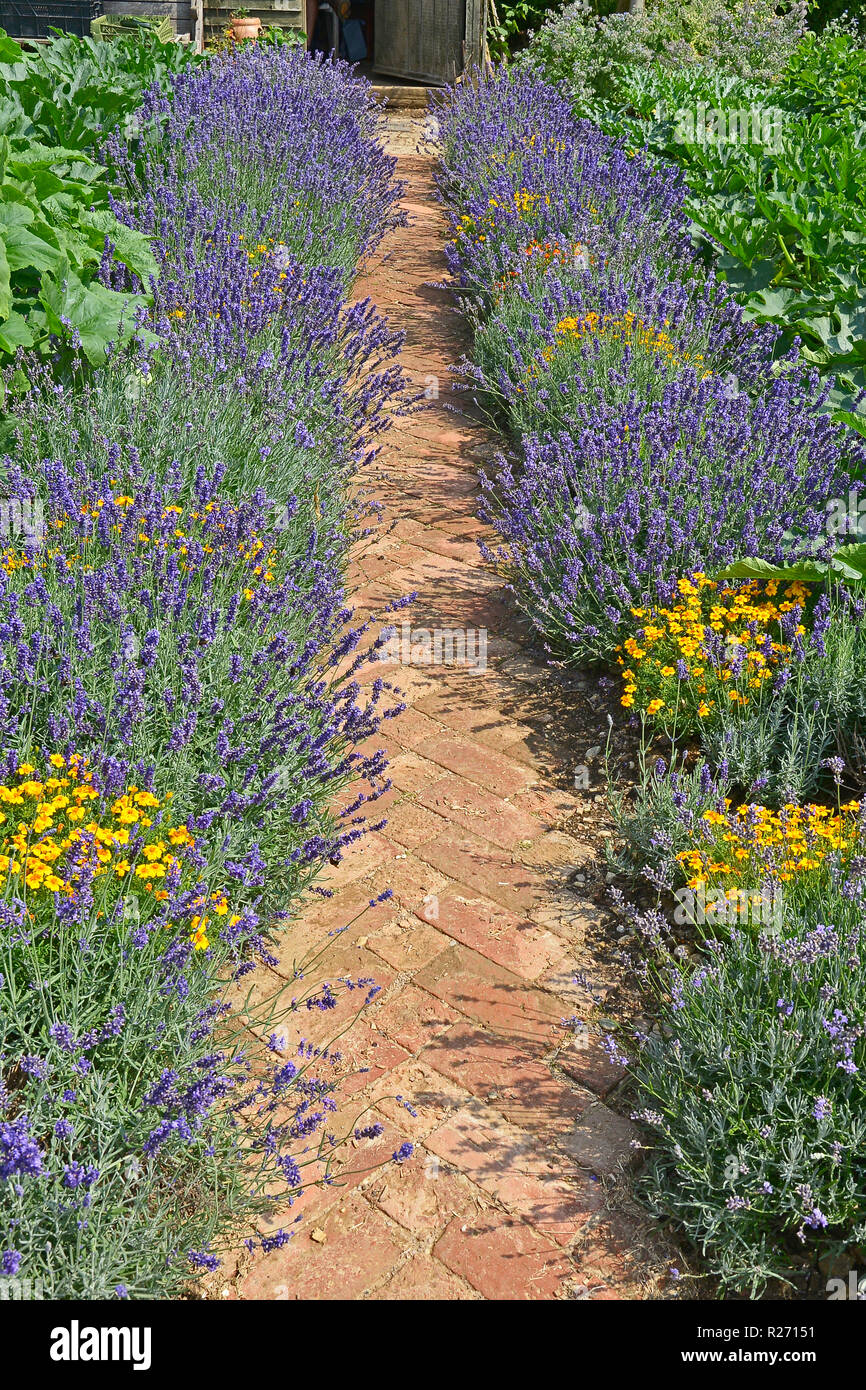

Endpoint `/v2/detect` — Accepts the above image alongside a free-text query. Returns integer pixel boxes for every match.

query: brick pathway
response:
[231,141,650,1302]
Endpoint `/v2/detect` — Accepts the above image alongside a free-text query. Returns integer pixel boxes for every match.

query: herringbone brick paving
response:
[231,137,649,1301]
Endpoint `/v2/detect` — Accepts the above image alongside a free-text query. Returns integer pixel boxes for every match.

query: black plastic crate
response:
[0,0,103,38]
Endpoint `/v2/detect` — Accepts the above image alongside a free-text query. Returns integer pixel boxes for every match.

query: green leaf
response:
[0,215,63,273]
[717,556,830,582]
[80,210,159,286]
[38,258,148,364]
[718,544,866,588]
[827,545,866,582]
[0,237,10,321]
[0,309,33,352]
[0,34,24,64]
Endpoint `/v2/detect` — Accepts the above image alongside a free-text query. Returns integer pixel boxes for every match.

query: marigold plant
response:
[0,756,236,950]
[616,574,810,735]
[2,495,279,597]
[493,237,595,295]
[547,309,712,379]
[677,798,864,923]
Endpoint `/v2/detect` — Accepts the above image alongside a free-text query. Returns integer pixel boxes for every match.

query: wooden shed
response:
[204,0,487,84]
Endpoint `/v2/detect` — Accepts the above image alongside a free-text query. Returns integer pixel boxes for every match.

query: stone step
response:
[373,84,429,109]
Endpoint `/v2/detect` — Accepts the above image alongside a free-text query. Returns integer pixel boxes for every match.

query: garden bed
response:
[434,6,866,1296]
[0,39,414,1299]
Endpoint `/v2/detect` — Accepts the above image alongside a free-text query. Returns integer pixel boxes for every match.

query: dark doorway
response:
[308,1,483,85]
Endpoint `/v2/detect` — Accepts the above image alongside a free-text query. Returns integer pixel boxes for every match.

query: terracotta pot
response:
[231,15,262,40]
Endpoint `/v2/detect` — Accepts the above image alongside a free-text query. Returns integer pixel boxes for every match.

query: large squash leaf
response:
[38,258,149,365]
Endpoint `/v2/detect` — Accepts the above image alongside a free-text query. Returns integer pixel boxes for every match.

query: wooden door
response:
[374,0,484,85]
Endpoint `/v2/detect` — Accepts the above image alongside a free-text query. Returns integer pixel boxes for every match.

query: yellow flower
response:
[615,575,808,727]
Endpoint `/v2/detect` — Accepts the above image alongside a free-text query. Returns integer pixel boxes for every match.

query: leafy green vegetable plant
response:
[0,28,199,374]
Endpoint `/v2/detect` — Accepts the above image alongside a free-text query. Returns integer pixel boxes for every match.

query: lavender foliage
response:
[436,66,866,662]
[0,49,409,1300]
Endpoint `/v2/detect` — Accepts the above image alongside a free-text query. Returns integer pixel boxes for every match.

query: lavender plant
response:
[0,462,400,917]
[438,58,866,1294]
[108,45,405,286]
[478,370,858,664]
[0,48,411,1299]
[0,761,402,1297]
[438,67,865,664]
[468,259,782,437]
[607,749,732,882]
[700,587,866,802]
[623,909,866,1295]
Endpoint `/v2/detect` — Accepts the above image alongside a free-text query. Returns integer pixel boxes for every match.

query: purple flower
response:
[354,1123,384,1140]
[61,1163,99,1191]
[0,1117,44,1181]
[188,1249,221,1272]
[437,66,865,665]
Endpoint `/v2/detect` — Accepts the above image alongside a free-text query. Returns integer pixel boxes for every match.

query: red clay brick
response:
[241,947,395,1050]
[420,889,565,979]
[512,783,580,828]
[409,531,482,566]
[372,981,462,1054]
[423,1025,592,1134]
[412,692,529,747]
[387,750,451,793]
[413,945,563,1052]
[364,912,449,973]
[370,1059,471,1143]
[373,851,450,915]
[426,1106,604,1245]
[413,733,537,797]
[433,1211,573,1300]
[329,1020,411,1100]
[321,831,395,891]
[557,1036,628,1098]
[372,1254,478,1300]
[417,772,545,851]
[366,1146,483,1234]
[384,706,447,752]
[272,889,397,967]
[414,825,551,915]
[385,798,449,849]
[241,1193,409,1300]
